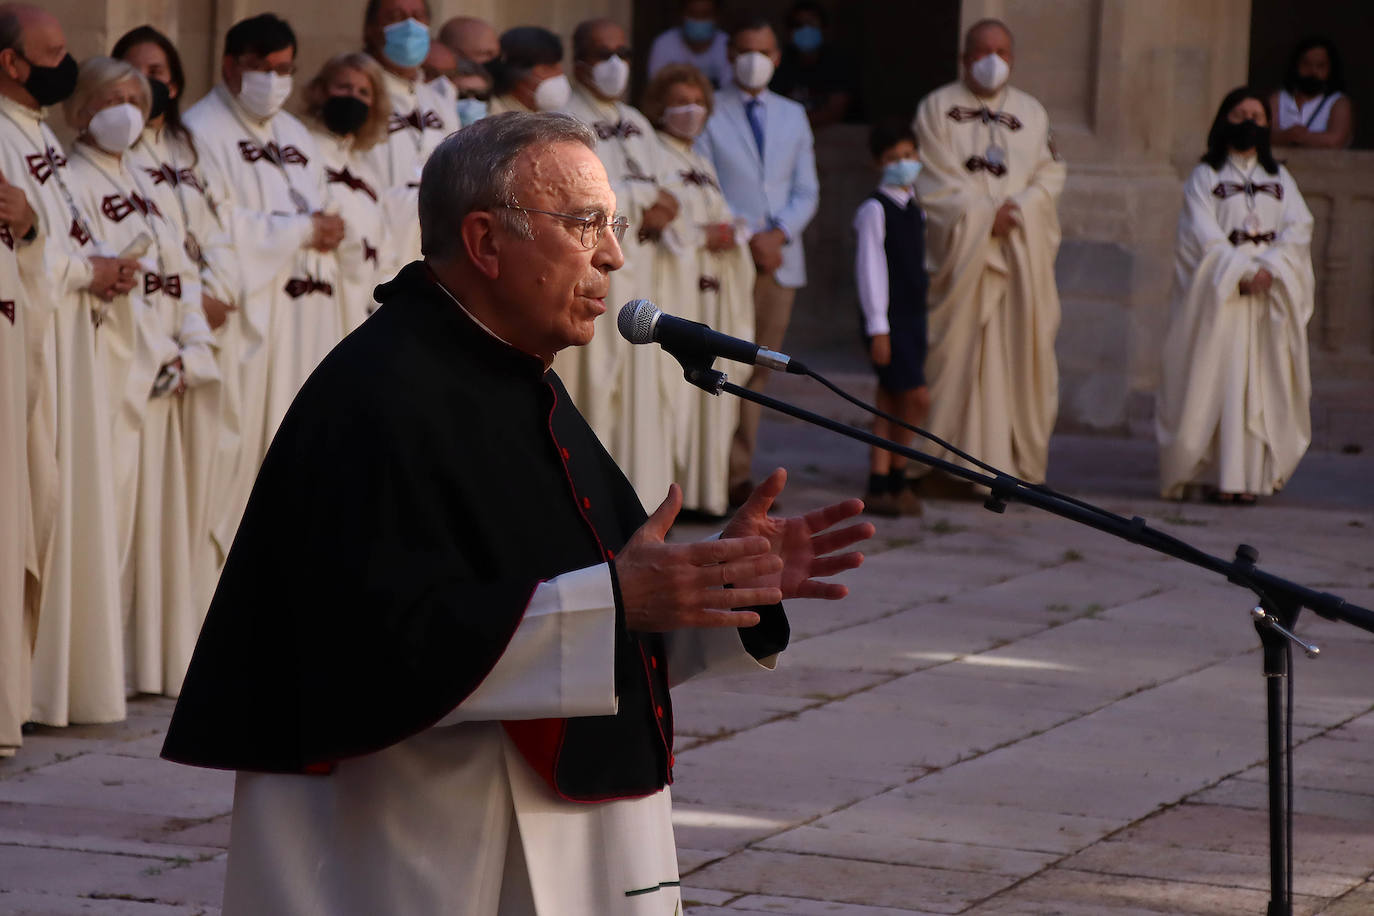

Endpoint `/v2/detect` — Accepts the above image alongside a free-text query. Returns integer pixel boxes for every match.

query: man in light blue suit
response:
[697,19,819,507]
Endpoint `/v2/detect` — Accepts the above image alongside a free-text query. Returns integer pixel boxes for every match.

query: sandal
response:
[1234,493,1258,506]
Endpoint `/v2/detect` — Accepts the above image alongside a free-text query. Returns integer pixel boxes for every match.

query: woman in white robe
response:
[1,90,126,730]
[0,200,44,755]
[1157,88,1315,503]
[303,53,396,334]
[644,64,755,517]
[65,59,220,696]
[117,26,238,618]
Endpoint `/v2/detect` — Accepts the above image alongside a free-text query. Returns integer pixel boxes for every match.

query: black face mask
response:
[148,77,171,120]
[322,94,369,137]
[1226,118,1264,152]
[1294,74,1327,96]
[20,51,78,107]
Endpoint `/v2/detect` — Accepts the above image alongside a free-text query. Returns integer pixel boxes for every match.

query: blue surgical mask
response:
[881,158,922,188]
[682,18,716,44]
[456,96,488,127]
[383,17,431,69]
[791,25,823,54]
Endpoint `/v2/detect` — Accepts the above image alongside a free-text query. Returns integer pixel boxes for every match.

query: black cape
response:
[162,262,787,801]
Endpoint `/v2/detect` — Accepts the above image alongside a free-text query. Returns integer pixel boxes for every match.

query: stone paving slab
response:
[798,791,1121,856]
[0,892,217,915]
[958,868,1328,915]
[686,849,1016,914]
[695,895,951,915]
[0,753,233,821]
[0,844,225,908]
[757,825,1060,877]
[1063,838,1356,898]
[1318,880,1374,915]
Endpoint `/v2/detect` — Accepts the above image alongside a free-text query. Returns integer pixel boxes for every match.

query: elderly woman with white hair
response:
[64,56,219,698]
[303,52,395,334]
[644,63,755,518]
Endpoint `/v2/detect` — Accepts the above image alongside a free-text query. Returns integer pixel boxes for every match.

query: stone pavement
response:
[2,418,1373,915]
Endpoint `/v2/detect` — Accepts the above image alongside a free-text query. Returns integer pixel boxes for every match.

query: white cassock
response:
[185,85,339,557]
[309,123,394,333]
[222,564,779,915]
[0,225,44,755]
[654,131,755,516]
[0,96,125,726]
[358,65,457,265]
[127,125,238,615]
[1156,154,1314,498]
[67,142,220,697]
[557,86,676,506]
[914,81,1066,483]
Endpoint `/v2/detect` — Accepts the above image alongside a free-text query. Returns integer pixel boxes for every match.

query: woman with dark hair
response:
[1270,37,1353,148]
[115,26,238,331]
[115,24,239,621]
[487,26,570,113]
[1156,87,1315,505]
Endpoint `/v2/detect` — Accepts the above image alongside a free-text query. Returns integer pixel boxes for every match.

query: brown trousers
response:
[728,273,797,488]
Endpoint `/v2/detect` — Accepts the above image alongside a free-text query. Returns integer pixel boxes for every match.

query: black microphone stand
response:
[683,364,1371,916]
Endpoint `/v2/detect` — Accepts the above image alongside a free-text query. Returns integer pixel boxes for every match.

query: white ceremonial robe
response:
[0,229,43,755]
[654,132,755,516]
[222,564,779,915]
[358,66,457,265]
[309,124,393,333]
[185,86,338,558]
[1156,155,1314,498]
[556,86,677,507]
[68,143,220,698]
[0,96,125,726]
[914,81,1066,483]
[127,125,237,615]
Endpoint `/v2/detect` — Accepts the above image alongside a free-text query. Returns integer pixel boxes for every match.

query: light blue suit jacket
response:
[696,87,819,289]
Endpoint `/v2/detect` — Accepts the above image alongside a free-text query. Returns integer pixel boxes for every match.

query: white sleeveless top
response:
[1276,89,1344,133]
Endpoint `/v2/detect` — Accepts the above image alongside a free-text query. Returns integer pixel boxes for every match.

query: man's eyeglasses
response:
[586,46,633,63]
[237,56,296,77]
[501,204,629,249]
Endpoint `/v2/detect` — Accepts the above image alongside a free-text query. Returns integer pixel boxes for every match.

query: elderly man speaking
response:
[161,112,872,916]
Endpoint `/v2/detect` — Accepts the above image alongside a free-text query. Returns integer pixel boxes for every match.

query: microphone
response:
[616,299,801,373]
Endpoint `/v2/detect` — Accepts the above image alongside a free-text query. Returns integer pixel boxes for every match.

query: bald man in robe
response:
[913,19,1065,486]
[438,15,499,66]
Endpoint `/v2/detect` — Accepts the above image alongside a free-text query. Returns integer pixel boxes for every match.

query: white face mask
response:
[238,70,293,120]
[663,102,707,140]
[969,53,1010,93]
[590,55,630,99]
[533,73,571,112]
[733,51,775,91]
[88,102,144,153]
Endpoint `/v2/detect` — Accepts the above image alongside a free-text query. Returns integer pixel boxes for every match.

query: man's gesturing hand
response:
[721,468,874,601]
[615,483,784,632]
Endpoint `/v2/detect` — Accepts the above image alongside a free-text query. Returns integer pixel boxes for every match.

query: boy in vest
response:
[852,118,930,517]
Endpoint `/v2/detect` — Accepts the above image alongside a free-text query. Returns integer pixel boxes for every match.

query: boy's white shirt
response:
[852,184,914,336]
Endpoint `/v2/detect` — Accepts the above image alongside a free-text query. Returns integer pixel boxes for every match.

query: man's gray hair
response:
[419,111,597,262]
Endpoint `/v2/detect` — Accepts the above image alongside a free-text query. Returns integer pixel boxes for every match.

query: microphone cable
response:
[793,362,1132,526]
